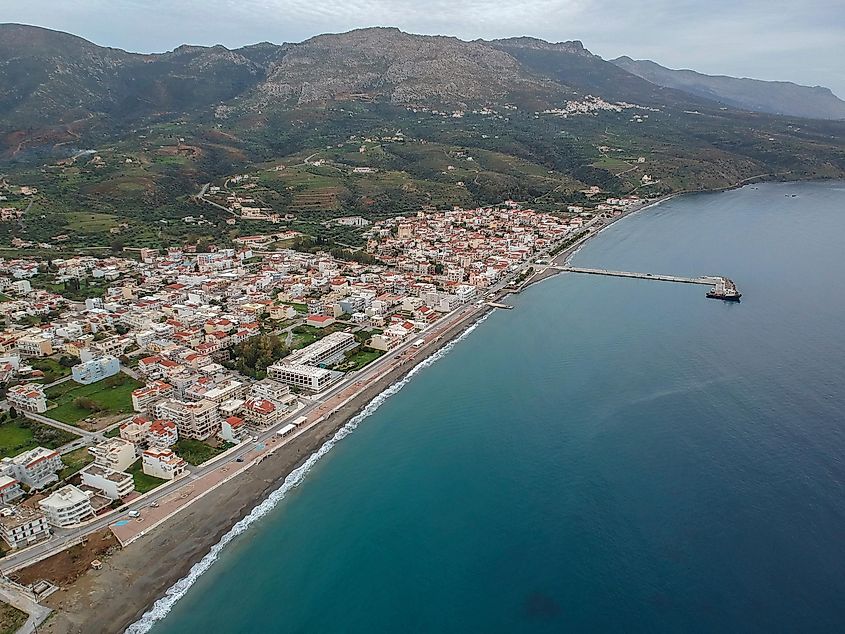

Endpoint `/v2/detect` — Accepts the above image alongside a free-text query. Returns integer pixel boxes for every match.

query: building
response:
[0,506,50,549]
[89,438,137,472]
[305,314,335,329]
[287,331,358,367]
[16,335,53,357]
[71,354,120,385]
[154,398,220,440]
[120,415,152,445]
[0,447,62,489]
[79,464,134,500]
[251,378,291,403]
[38,485,95,527]
[6,383,47,413]
[220,416,247,443]
[267,363,341,392]
[131,380,174,412]
[142,447,186,480]
[0,475,23,503]
[147,419,179,448]
[242,398,281,428]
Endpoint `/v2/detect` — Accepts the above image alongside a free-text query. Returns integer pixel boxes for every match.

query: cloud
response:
[1,0,843,96]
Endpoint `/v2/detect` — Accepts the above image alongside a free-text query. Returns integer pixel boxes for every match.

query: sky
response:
[2,0,843,97]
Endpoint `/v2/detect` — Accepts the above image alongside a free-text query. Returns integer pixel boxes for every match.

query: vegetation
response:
[0,415,78,458]
[59,447,95,480]
[45,374,142,424]
[0,602,27,634]
[336,347,384,372]
[173,438,227,466]
[230,334,288,379]
[29,357,73,383]
[128,459,166,493]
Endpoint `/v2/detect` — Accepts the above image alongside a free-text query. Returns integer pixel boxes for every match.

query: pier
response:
[538,266,741,299]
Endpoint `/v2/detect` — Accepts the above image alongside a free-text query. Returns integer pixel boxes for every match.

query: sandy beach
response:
[26,194,674,634]
[33,298,495,634]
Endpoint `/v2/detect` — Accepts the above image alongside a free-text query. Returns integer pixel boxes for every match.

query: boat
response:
[706,277,742,301]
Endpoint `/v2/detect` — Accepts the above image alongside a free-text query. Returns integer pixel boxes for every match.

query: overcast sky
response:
[2,0,843,97]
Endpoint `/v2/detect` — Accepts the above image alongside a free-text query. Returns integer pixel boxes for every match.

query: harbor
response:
[537,265,742,300]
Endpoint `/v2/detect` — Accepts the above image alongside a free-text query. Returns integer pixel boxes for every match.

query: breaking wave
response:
[125,312,490,633]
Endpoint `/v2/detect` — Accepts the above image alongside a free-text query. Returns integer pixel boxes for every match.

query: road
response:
[0,229,571,574]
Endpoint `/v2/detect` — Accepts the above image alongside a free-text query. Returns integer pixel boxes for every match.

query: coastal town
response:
[0,192,644,628]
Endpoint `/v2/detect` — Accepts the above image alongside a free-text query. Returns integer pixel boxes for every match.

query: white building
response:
[6,383,48,413]
[142,447,186,480]
[79,464,134,500]
[220,416,247,444]
[0,447,62,489]
[71,354,120,385]
[89,438,137,472]
[286,331,358,367]
[267,363,341,392]
[0,506,50,549]
[154,399,220,440]
[38,485,95,527]
[131,380,174,412]
[0,475,23,503]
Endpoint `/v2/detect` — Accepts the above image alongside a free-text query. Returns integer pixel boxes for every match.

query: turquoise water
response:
[144,181,845,633]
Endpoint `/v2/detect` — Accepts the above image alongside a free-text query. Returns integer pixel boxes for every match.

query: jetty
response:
[539,266,741,300]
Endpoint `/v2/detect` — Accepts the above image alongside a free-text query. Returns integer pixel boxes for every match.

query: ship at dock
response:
[706,277,742,301]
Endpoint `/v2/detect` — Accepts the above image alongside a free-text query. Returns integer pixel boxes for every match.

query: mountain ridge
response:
[612,56,845,120]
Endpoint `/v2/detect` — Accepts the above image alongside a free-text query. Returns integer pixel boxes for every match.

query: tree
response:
[73,397,101,412]
[8,407,17,419]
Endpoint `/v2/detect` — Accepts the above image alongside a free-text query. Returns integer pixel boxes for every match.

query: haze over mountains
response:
[612,56,845,121]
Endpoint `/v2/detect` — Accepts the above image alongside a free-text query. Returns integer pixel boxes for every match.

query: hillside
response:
[0,24,843,255]
[612,56,845,120]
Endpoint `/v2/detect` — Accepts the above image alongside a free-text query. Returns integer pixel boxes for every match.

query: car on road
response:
[236,457,244,462]
[149,502,159,508]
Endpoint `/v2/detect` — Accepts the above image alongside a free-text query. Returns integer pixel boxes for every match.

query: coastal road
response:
[0,226,574,574]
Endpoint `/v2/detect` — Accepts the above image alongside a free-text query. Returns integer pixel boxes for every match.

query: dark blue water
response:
[144,181,845,633]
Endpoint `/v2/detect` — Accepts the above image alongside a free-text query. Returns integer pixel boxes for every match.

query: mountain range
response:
[0,23,843,252]
[612,56,845,121]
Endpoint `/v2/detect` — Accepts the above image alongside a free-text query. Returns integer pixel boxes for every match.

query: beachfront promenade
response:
[0,255,520,576]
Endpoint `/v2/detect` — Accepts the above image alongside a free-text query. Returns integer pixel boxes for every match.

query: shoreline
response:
[521,193,676,290]
[31,189,679,634]
[37,293,498,634]
[35,193,674,634]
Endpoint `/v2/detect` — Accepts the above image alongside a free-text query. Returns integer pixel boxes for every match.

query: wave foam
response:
[125,312,490,633]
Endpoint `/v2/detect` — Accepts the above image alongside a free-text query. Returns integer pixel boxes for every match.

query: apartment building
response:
[79,464,134,500]
[220,416,247,443]
[38,485,95,527]
[16,335,53,357]
[242,398,282,428]
[147,419,178,448]
[6,383,48,413]
[0,447,62,489]
[287,331,358,367]
[154,398,220,440]
[71,354,120,385]
[0,506,50,549]
[89,438,137,472]
[268,363,341,392]
[0,475,23,503]
[142,447,187,480]
[131,380,174,412]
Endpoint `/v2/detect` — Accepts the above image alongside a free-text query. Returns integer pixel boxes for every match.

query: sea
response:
[137,180,845,633]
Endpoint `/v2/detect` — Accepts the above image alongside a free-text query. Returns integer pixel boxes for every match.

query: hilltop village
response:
[0,196,640,583]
